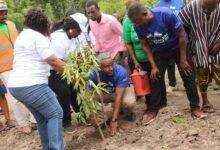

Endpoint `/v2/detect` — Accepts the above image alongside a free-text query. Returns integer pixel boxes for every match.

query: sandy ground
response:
[0,84,220,150]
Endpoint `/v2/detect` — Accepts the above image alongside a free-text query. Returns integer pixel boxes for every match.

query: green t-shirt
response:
[123,18,148,62]
[0,23,9,38]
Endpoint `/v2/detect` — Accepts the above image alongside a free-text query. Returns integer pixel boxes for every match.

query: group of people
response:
[0,0,219,149]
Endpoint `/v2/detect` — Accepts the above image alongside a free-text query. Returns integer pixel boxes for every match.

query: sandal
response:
[202,104,215,113]
[0,123,9,132]
[191,109,207,119]
[5,120,16,129]
[142,112,157,126]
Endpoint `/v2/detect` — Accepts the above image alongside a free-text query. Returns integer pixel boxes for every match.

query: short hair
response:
[125,0,143,9]
[24,7,50,35]
[96,52,112,64]
[127,3,148,19]
[65,8,76,17]
[85,0,99,9]
[63,17,81,33]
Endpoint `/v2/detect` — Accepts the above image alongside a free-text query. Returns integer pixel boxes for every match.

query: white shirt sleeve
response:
[35,35,54,60]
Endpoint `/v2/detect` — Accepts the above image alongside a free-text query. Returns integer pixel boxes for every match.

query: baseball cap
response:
[0,0,7,11]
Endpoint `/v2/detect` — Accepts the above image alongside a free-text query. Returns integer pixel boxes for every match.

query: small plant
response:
[63,46,107,123]
[62,46,108,139]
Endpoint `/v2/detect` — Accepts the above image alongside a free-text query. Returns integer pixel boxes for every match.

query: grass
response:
[171,114,187,125]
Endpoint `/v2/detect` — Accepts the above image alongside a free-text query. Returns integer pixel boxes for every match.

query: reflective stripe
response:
[0,43,13,53]
[0,49,13,60]
[0,20,17,73]
[0,62,12,73]
[0,55,13,66]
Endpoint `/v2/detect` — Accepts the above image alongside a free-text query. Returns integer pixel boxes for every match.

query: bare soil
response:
[1,86,220,150]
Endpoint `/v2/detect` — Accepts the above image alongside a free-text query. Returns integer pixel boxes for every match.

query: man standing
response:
[155,0,186,93]
[85,0,126,62]
[179,0,220,113]
[0,0,35,133]
[128,3,206,125]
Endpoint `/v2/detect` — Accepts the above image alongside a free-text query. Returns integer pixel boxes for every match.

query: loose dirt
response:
[1,87,220,150]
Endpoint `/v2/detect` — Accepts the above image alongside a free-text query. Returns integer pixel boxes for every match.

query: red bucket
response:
[130,69,151,96]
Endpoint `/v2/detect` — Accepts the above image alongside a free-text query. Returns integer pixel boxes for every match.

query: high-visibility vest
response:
[0,21,18,73]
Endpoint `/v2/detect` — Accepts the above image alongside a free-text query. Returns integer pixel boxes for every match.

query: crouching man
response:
[89,53,136,135]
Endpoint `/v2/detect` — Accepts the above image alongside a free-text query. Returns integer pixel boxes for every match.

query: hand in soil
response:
[110,121,118,136]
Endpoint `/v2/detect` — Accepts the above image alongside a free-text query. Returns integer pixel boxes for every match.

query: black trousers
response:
[167,59,177,87]
[139,61,167,109]
[146,49,200,112]
[49,70,79,125]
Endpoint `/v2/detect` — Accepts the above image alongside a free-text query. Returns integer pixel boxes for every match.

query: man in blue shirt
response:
[127,3,206,125]
[156,0,185,14]
[89,53,135,135]
[155,0,186,94]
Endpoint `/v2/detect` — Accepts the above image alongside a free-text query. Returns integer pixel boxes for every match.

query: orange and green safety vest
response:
[0,21,17,73]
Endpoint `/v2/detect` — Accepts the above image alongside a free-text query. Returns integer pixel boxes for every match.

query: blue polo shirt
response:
[156,0,185,15]
[89,64,129,93]
[134,7,183,52]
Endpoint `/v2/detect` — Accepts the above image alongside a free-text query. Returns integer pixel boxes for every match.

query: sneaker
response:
[167,86,175,93]
[142,112,157,126]
[191,109,207,119]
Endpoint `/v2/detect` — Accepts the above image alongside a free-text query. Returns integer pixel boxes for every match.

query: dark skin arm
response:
[125,43,141,69]
[46,55,65,74]
[177,30,192,76]
[210,40,220,56]
[110,87,125,135]
[140,39,160,80]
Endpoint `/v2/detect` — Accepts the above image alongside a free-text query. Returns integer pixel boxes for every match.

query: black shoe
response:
[124,112,135,122]
[63,122,72,129]
[159,103,167,109]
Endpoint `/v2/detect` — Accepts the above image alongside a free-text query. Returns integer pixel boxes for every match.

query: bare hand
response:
[179,59,192,76]
[150,66,160,80]
[0,78,4,85]
[134,60,141,69]
[210,42,220,56]
[110,121,118,135]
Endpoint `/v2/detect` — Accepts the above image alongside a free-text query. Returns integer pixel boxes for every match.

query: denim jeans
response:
[9,84,64,150]
[148,49,200,112]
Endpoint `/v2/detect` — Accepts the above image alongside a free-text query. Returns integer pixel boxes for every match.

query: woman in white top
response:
[8,8,65,150]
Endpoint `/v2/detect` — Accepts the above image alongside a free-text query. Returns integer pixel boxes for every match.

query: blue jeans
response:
[9,84,64,150]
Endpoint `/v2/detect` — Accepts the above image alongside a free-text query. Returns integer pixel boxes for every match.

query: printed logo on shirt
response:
[170,6,176,10]
[154,32,163,38]
[153,33,169,45]
[146,33,153,39]
[107,82,115,93]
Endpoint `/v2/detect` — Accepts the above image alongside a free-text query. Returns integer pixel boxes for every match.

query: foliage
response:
[7,0,190,32]
[7,0,87,30]
[99,0,159,18]
[62,46,108,124]
[99,0,126,17]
